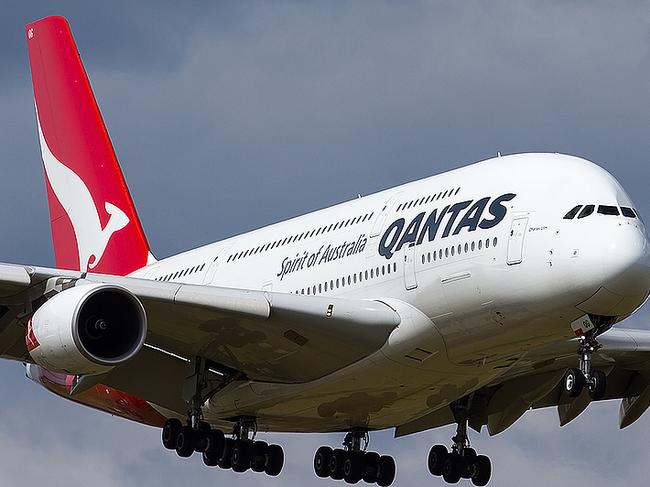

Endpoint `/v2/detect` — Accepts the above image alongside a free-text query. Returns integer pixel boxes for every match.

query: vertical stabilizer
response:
[26,16,152,275]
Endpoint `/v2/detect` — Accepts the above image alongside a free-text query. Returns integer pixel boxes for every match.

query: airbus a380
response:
[1,16,648,486]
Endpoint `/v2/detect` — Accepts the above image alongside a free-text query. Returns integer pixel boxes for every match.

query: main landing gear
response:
[161,357,284,476]
[314,430,396,486]
[564,332,607,401]
[428,401,491,486]
[162,416,284,476]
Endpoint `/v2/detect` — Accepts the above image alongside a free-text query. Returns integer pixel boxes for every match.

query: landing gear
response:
[564,333,607,400]
[428,400,492,486]
[313,430,396,486]
[160,357,284,477]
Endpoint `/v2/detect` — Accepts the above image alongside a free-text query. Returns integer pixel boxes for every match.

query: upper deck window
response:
[577,205,595,219]
[597,205,620,216]
[564,205,582,219]
[621,207,637,218]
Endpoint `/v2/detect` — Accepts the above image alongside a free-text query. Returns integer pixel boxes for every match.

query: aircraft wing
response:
[0,263,400,388]
[395,328,650,437]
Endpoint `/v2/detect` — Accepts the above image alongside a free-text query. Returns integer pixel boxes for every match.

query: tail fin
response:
[26,16,153,275]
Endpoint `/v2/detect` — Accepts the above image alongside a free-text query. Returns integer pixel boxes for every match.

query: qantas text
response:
[379,193,516,259]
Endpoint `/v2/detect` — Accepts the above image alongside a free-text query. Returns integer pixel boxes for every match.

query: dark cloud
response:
[0,1,648,485]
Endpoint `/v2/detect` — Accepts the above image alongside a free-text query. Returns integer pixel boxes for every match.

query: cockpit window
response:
[577,205,595,219]
[563,205,582,220]
[621,207,637,218]
[597,205,620,216]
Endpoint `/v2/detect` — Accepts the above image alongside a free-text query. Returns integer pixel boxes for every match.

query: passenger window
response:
[621,207,636,218]
[493,237,498,247]
[597,205,619,216]
[471,241,475,251]
[577,205,595,219]
[564,205,583,219]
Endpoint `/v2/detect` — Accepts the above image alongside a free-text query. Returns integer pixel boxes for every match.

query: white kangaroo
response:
[36,113,129,271]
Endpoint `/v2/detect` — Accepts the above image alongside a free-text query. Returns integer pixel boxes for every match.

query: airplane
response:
[0,14,648,486]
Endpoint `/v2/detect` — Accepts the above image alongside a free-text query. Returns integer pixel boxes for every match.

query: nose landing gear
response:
[313,430,396,486]
[564,332,607,401]
[428,400,492,486]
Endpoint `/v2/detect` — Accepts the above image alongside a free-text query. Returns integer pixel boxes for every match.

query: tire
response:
[161,418,182,450]
[250,441,269,473]
[175,426,196,458]
[231,439,252,473]
[362,452,380,484]
[202,449,219,467]
[427,444,448,476]
[314,446,333,478]
[193,421,212,452]
[471,455,492,486]
[264,444,284,476]
[343,451,364,484]
[329,449,346,480]
[589,369,607,401]
[442,453,462,484]
[204,430,225,460]
[376,455,396,487]
[218,438,234,469]
[565,368,585,398]
[461,447,478,478]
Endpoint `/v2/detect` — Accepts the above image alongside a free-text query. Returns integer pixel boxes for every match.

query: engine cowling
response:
[27,283,147,375]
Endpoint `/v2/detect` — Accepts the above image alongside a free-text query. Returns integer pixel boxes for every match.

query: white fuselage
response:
[131,153,650,433]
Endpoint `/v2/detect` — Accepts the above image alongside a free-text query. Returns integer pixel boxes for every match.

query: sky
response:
[0,1,649,485]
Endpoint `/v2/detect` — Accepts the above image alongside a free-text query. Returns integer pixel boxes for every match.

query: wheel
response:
[329,448,346,480]
[376,455,396,487]
[362,451,380,483]
[250,441,269,472]
[204,430,225,459]
[175,426,196,458]
[314,446,333,478]
[343,451,364,484]
[427,444,448,476]
[471,455,492,486]
[442,453,463,484]
[218,438,234,469]
[264,444,284,476]
[161,418,182,450]
[565,368,585,398]
[588,369,607,400]
[201,428,225,466]
[461,448,477,479]
[231,439,252,473]
[193,421,212,452]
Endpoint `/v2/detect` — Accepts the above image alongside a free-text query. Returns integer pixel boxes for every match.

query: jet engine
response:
[27,283,147,375]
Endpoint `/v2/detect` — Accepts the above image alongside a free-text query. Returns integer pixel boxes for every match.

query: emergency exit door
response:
[507,217,528,265]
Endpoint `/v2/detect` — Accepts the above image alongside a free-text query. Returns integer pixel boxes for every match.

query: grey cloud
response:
[0,1,648,486]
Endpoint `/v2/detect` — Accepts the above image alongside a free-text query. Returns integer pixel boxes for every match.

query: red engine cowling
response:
[27,283,147,375]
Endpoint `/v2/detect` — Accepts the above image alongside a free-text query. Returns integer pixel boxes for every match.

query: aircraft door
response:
[507,217,528,265]
[202,246,230,284]
[404,244,418,290]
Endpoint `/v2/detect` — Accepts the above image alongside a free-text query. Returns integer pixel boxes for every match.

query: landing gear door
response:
[404,244,418,290]
[507,217,528,265]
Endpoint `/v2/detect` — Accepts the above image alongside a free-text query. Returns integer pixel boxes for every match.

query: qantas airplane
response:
[1,15,648,486]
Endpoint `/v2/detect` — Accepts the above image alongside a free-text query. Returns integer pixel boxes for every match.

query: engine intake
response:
[28,283,147,375]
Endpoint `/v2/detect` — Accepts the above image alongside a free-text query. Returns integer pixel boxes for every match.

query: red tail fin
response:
[26,16,152,275]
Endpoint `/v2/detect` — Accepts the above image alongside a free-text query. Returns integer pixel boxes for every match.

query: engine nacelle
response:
[27,283,147,375]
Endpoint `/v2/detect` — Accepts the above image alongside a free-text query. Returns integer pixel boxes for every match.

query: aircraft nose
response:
[600,223,650,314]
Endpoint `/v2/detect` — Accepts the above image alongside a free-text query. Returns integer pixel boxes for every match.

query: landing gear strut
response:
[160,357,284,477]
[428,400,491,486]
[314,430,396,486]
[564,332,607,400]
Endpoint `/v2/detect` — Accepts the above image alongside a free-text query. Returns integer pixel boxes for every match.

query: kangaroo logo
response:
[37,114,129,271]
